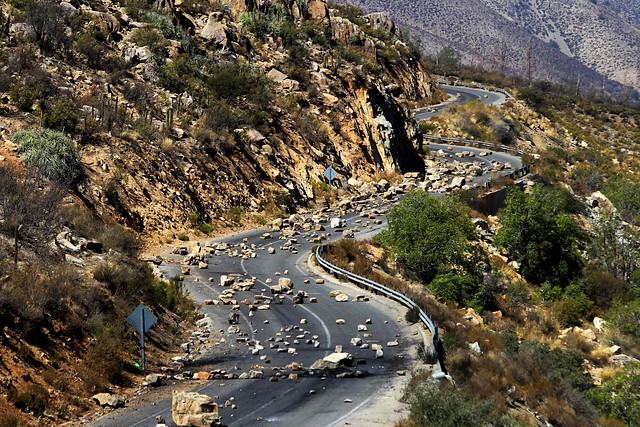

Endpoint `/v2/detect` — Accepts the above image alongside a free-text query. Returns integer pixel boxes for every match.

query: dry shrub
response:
[541,398,592,427]
[562,332,596,354]
[81,327,129,393]
[446,350,475,380]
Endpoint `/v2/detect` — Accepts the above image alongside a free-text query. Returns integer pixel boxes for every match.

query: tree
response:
[589,210,640,281]
[0,165,63,265]
[494,185,586,287]
[604,176,640,224]
[378,191,482,284]
[435,46,460,74]
[21,0,68,51]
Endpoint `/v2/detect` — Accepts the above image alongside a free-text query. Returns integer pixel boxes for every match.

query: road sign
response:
[127,304,157,371]
[323,166,337,183]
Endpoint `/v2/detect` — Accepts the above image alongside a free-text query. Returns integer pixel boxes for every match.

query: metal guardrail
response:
[423,135,532,180]
[315,245,440,361]
[423,134,525,155]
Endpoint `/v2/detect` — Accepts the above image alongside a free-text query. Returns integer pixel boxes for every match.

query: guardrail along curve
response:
[423,135,532,180]
[315,245,442,367]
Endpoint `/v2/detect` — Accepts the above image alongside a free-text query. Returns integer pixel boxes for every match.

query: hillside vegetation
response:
[325,71,640,426]
[0,0,435,424]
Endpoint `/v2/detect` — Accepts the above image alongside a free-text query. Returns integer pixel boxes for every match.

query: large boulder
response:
[310,352,354,370]
[365,12,396,35]
[307,0,329,22]
[93,393,125,408]
[200,12,229,45]
[172,391,221,427]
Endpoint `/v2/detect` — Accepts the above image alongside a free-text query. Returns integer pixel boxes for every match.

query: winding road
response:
[414,84,507,121]
[90,84,517,427]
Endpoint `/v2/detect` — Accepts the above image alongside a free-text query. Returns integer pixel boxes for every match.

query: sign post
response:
[127,304,158,371]
[323,166,337,208]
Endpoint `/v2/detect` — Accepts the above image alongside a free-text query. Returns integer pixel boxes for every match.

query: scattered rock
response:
[593,317,607,332]
[145,373,166,387]
[194,371,211,380]
[468,342,483,355]
[335,293,349,302]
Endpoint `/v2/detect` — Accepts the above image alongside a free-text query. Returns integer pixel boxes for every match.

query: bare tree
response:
[526,38,533,86]
[21,0,67,51]
[0,164,64,265]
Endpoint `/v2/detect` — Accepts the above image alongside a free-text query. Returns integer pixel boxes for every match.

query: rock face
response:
[71,0,434,235]
[172,391,221,427]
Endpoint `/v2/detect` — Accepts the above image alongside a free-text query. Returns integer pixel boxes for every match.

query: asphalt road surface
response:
[90,85,517,427]
[90,207,423,427]
[414,84,506,121]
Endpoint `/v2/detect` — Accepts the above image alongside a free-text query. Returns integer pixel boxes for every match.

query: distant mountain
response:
[336,0,640,95]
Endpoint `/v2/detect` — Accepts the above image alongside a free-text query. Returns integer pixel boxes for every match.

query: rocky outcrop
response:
[200,12,230,46]
[68,0,434,235]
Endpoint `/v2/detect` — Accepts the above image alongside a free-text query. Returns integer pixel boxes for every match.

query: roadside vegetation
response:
[324,69,640,424]
[0,163,196,422]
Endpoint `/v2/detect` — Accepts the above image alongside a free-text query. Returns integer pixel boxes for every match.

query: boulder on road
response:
[172,391,221,427]
[93,393,125,408]
[145,373,166,387]
[311,352,354,370]
[335,293,349,302]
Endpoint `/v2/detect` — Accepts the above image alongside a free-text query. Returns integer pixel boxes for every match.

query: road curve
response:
[90,206,422,427]
[414,84,507,121]
[90,82,519,427]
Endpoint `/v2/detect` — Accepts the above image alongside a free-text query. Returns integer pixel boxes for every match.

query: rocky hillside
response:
[0,0,438,424]
[336,0,640,96]
[0,0,434,239]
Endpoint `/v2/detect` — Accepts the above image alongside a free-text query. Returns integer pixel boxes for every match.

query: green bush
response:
[206,62,274,107]
[152,276,196,320]
[552,283,593,327]
[519,341,594,392]
[402,381,523,427]
[604,176,640,224]
[131,27,168,58]
[494,185,586,286]
[608,299,640,338]
[158,54,197,93]
[13,128,82,184]
[429,272,491,311]
[177,233,189,241]
[588,362,640,426]
[198,222,214,234]
[378,192,483,284]
[226,206,244,225]
[43,98,79,132]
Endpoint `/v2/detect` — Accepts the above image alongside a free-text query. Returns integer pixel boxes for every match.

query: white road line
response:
[241,250,332,353]
[325,394,377,427]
